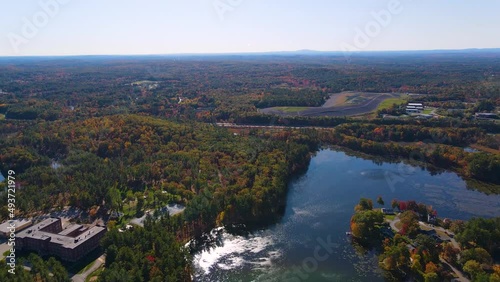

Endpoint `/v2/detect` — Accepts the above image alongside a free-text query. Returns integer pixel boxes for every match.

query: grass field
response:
[273,106,310,113]
[376,97,408,111]
[384,214,396,221]
[345,95,368,105]
[0,114,4,120]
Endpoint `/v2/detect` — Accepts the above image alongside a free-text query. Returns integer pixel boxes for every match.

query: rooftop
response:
[0,219,32,234]
[16,218,105,250]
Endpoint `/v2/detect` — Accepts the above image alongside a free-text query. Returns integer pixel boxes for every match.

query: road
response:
[417,221,460,249]
[388,217,401,232]
[71,255,105,282]
[440,257,470,282]
[388,217,459,249]
[216,123,336,130]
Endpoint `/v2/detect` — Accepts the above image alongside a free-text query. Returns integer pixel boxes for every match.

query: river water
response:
[192,149,500,282]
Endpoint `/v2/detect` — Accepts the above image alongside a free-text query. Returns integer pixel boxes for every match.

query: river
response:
[192,149,500,281]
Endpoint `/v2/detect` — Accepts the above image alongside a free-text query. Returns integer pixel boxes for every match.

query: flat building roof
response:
[0,219,32,235]
[16,218,105,250]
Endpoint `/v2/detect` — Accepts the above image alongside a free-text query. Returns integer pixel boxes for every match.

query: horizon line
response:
[1,47,500,58]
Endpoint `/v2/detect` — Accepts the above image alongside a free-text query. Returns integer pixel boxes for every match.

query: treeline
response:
[234,124,500,188]
[235,113,350,127]
[4,100,61,121]
[234,113,500,134]
[335,123,483,146]
[316,130,500,186]
[253,88,329,108]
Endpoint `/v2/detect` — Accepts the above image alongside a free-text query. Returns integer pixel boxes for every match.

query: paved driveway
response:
[71,255,105,282]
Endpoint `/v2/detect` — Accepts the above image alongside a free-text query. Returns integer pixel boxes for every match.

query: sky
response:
[1,0,499,56]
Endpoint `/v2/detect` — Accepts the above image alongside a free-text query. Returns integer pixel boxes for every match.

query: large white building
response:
[406,103,423,114]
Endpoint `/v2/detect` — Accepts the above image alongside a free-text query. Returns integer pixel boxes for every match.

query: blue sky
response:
[1,0,499,56]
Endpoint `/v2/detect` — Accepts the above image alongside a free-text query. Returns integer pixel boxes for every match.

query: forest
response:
[0,51,499,280]
[0,115,313,227]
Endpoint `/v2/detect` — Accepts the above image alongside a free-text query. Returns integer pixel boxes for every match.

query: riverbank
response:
[191,149,500,281]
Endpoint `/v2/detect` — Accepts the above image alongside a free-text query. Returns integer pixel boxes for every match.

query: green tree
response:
[441,242,460,264]
[106,244,118,267]
[136,197,144,217]
[0,254,69,281]
[463,260,484,280]
[459,248,493,266]
[107,185,122,212]
[391,199,399,210]
[456,217,500,253]
[377,196,385,206]
[410,254,423,273]
[47,257,70,282]
[379,241,411,277]
[467,153,500,184]
[29,253,51,280]
[350,209,384,241]
[354,198,374,212]
[415,235,439,263]
[475,100,495,112]
[423,272,440,282]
